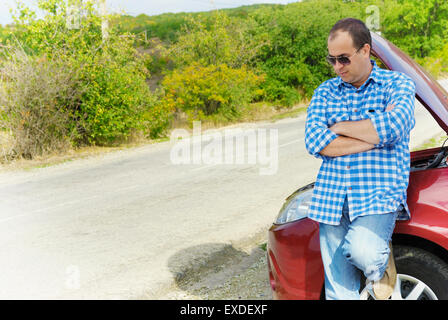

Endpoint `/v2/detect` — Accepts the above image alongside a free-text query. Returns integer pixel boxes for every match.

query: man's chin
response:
[341,75,351,83]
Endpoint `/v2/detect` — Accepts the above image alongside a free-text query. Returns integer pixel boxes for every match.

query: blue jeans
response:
[319,196,399,300]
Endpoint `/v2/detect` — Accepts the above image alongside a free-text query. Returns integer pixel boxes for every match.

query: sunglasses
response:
[326,45,364,66]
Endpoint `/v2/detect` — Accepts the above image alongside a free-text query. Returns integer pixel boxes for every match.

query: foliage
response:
[381,0,448,77]
[140,38,173,76]
[0,47,81,159]
[169,11,267,69]
[1,0,166,150]
[115,12,190,44]
[114,4,280,44]
[0,25,14,45]
[161,63,264,124]
[381,0,448,59]
[77,34,155,144]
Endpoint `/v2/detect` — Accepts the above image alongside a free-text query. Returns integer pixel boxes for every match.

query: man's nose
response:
[333,59,344,70]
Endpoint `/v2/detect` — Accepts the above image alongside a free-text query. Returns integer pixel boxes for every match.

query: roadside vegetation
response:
[0,0,447,163]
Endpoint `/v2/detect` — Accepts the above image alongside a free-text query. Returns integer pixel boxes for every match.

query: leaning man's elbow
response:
[319,145,334,157]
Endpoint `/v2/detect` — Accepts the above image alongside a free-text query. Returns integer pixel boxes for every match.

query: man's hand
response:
[320,136,375,157]
[328,104,396,145]
[386,104,395,112]
[329,119,380,145]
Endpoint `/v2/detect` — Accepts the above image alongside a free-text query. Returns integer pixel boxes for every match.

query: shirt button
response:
[348,187,352,190]
[347,165,351,169]
[353,109,358,112]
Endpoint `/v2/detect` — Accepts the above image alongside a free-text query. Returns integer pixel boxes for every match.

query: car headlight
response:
[275,183,314,225]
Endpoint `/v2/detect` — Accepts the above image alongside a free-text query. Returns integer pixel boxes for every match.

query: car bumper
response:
[267,218,324,300]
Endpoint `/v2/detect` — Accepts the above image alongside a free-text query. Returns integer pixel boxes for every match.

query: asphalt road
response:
[0,87,445,299]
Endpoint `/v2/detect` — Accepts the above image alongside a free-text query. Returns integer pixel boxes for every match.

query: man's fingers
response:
[386,104,395,112]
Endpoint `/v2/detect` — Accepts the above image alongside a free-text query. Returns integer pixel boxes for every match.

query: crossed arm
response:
[320,104,395,157]
[320,119,380,157]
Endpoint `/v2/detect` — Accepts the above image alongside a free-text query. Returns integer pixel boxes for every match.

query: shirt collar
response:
[337,59,383,89]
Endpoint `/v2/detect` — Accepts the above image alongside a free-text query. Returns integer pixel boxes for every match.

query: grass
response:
[269,106,307,121]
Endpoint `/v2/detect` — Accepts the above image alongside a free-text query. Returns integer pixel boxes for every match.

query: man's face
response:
[327,31,371,86]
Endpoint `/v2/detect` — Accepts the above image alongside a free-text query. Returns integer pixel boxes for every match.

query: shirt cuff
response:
[367,112,388,148]
[314,128,339,158]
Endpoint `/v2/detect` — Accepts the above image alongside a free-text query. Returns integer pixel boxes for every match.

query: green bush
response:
[161,63,264,124]
[169,11,266,69]
[142,90,175,139]
[75,34,155,145]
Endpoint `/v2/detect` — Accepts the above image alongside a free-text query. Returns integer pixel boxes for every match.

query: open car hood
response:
[371,32,448,134]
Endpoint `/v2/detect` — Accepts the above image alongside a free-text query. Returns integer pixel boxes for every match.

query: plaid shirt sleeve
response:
[305,86,339,160]
[368,75,416,148]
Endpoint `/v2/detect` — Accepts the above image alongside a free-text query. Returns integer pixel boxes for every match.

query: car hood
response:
[371,32,448,134]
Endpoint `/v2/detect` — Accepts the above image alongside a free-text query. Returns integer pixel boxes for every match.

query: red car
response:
[267,32,448,300]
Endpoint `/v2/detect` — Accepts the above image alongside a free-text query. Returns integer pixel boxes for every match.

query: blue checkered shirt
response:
[305,60,415,225]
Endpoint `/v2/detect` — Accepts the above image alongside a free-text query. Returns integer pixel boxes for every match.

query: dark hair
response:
[328,18,371,52]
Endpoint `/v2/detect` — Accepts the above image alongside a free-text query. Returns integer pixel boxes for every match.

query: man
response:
[304,18,416,300]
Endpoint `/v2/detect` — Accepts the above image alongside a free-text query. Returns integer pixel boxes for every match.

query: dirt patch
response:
[153,245,272,300]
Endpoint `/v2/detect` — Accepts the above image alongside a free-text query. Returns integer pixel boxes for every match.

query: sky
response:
[0,0,300,26]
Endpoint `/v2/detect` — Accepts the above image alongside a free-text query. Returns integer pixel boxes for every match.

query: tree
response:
[382,0,448,59]
[169,10,267,69]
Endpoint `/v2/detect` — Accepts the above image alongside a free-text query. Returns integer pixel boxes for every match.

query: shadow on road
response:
[166,242,272,300]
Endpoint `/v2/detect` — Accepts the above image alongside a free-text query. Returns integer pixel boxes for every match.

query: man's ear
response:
[362,43,371,57]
